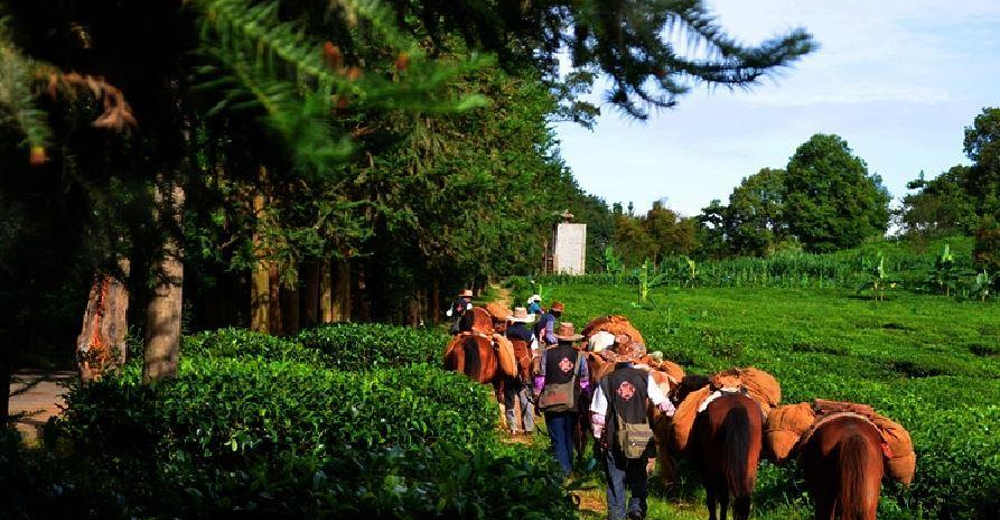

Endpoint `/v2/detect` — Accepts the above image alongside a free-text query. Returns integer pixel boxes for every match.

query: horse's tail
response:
[463,336,482,379]
[721,404,753,498]
[838,433,878,520]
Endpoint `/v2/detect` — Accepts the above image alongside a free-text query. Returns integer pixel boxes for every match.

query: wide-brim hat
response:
[529,294,541,302]
[555,322,583,342]
[459,289,473,298]
[507,307,534,323]
[550,301,565,313]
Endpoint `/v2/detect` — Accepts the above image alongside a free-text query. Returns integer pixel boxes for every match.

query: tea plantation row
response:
[1,325,575,520]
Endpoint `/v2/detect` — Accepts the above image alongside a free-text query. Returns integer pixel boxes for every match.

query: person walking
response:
[533,300,563,347]
[504,307,536,435]
[590,343,675,520]
[534,322,589,476]
[445,289,473,334]
[527,294,543,315]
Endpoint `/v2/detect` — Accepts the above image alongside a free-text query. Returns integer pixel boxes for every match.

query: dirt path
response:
[9,370,74,444]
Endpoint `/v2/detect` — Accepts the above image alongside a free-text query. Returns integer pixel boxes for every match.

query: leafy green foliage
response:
[857,252,897,301]
[295,323,447,370]
[783,134,892,253]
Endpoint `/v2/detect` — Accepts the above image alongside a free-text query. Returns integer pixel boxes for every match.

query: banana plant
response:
[682,255,700,288]
[924,243,973,297]
[968,270,995,302]
[603,245,625,283]
[858,252,897,301]
[636,258,670,306]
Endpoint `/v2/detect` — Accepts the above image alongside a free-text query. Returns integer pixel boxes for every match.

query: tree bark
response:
[319,256,333,323]
[268,263,283,335]
[144,179,185,384]
[431,279,441,324]
[302,261,320,327]
[249,177,270,333]
[76,259,130,383]
[332,258,351,322]
[281,269,300,336]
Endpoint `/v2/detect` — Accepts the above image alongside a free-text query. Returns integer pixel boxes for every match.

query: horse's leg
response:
[706,482,718,520]
[733,496,750,520]
[719,481,730,520]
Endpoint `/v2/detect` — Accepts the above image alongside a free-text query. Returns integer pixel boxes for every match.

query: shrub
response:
[295,323,447,370]
[41,356,560,519]
[183,327,321,364]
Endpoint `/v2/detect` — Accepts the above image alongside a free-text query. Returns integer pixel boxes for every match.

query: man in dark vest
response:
[590,342,675,520]
[533,322,589,476]
[533,300,563,346]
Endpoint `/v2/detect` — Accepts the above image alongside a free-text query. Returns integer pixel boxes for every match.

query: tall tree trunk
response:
[320,255,333,323]
[249,175,270,333]
[76,259,130,383]
[431,278,441,324]
[268,263,283,335]
[302,261,320,327]
[282,267,300,336]
[144,179,185,384]
[332,258,351,322]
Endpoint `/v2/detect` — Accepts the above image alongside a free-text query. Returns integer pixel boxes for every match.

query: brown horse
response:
[689,392,765,520]
[444,333,504,399]
[799,415,884,520]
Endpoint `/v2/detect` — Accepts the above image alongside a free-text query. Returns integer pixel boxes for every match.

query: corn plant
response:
[682,255,700,288]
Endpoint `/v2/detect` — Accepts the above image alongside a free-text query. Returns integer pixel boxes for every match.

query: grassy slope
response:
[550,284,1000,519]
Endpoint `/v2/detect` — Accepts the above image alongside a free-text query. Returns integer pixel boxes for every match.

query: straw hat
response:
[550,301,565,313]
[555,322,583,342]
[459,289,473,298]
[507,307,535,323]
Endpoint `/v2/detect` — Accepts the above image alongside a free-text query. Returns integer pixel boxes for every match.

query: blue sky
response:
[554,0,1000,217]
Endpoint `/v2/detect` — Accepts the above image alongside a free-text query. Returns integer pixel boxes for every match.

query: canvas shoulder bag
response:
[615,411,654,459]
[538,351,583,413]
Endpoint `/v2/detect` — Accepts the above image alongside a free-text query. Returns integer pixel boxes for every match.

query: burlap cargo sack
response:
[710,367,782,411]
[871,414,916,486]
[764,402,816,462]
[484,303,513,322]
[670,386,712,452]
[493,334,517,378]
[582,315,646,346]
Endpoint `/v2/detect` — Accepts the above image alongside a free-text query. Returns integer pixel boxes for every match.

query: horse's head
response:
[672,374,710,404]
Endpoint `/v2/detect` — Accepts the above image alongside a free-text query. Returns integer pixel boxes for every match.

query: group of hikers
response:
[443,289,916,520]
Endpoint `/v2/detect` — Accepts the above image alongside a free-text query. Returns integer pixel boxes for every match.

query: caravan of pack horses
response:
[444,293,915,520]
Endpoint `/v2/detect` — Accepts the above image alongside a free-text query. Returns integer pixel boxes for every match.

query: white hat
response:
[588,331,616,353]
[529,294,541,302]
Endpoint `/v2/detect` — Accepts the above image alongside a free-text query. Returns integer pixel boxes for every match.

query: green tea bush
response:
[295,323,447,370]
[184,327,321,364]
[38,354,572,520]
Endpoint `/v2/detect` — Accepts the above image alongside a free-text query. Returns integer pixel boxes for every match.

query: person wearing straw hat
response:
[527,294,543,315]
[503,307,537,435]
[590,343,675,520]
[534,322,589,476]
[445,289,474,334]
[533,300,564,347]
